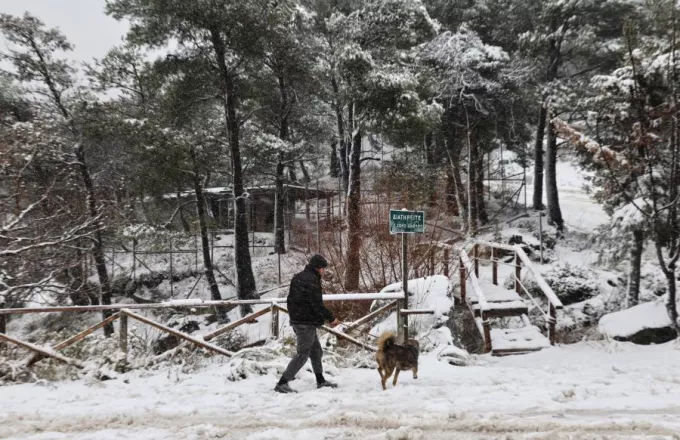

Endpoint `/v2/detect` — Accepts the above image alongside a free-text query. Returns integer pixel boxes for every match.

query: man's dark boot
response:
[275,379,297,394]
[316,373,337,389]
[317,380,338,389]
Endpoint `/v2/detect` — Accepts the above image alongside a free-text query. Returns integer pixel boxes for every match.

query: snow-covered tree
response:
[316,0,440,289]
[106,0,285,309]
[555,7,680,328]
[420,25,531,234]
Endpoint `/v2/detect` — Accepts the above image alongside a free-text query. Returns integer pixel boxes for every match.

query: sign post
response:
[389,209,425,342]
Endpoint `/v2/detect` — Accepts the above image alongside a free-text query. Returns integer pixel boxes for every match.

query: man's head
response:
[308,254,328,275]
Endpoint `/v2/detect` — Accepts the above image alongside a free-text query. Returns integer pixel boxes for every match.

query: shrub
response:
[504,262,599,305]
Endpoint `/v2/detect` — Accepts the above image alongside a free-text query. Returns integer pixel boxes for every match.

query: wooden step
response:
[468,283,528,318]
[487,324,551,356]
[473,300,529,318]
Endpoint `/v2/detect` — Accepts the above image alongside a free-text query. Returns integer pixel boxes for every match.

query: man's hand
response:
[329,318,341,328]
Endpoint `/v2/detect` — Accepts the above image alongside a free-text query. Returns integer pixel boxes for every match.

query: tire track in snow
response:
[3,408,680,439]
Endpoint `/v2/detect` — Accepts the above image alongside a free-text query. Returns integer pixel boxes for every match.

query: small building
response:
[157,183,339,233]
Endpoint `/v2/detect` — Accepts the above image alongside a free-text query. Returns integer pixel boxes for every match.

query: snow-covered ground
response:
[1,341,680,439]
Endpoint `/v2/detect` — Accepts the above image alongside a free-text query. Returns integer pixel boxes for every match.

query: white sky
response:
[0,0,129,64]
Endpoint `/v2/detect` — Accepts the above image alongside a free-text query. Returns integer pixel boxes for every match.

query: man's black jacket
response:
[287,265,334,327]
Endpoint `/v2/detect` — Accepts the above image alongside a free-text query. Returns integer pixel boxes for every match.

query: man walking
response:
[275,254,340,393]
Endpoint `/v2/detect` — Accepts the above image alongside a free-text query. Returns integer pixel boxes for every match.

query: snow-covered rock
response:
[599,300,678,344]
[370,275,452,337]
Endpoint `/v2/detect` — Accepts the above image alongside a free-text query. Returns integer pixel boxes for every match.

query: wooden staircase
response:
[458,241,563,356]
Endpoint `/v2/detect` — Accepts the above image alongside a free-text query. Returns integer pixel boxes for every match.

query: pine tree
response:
[106,0,282,311]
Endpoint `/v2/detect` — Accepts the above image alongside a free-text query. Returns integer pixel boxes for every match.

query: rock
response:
[449,301,484,354]
[599,300,679,345]
[621,327,677,345]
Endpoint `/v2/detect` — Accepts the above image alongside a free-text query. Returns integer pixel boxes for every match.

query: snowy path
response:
[2,342,680,439]
[525,161,609,232]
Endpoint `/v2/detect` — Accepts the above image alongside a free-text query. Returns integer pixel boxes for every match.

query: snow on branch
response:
[551,117,623,166]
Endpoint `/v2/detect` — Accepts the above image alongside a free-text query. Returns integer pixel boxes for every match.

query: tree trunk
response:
[190,150,227,322]
[475,149,488,224]
[0,303,6,334]
[545,119,564,233]
[330,141,340,178]
[339,141,349,192]
[210,29,257,315]
[665,270,679,334]
[452,162,467,222]
[331,75,349,191]
[467,133,478,235]
[442,108,467,225]
[654,238,680,334]
[445,167,459,215]
[425,133,437,207]
[275,154,286,254]
[275,75,288,255]
[532,105,547,210]
[75,144,114,337]
[534,27,562,211]
[344,130,362,291]
[299,160,311,183]
[627,229,643,308]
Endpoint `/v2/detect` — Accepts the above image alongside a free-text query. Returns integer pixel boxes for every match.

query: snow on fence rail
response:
[0,292,406,315]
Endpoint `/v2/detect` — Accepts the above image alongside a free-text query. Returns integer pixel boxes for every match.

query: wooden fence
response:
[0,292,436,374]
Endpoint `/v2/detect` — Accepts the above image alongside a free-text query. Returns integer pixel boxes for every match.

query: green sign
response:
[389,209,425,234]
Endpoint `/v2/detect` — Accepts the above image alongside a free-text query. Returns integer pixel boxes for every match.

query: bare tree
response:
[1,13,115,334]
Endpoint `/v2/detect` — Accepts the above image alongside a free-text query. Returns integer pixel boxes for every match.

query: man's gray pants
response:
[281,324,323,382]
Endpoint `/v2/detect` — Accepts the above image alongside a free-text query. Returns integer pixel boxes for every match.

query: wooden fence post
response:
[482,311,492,353]
[119,312,128,360]
[492,247,498,285]
[271,303,279,339]
[473,243,479,278]
[515,252,522,295]
[549,303,557,345]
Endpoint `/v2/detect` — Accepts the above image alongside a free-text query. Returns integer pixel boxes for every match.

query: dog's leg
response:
[392,368,401,387]
[381,367,393,390]
[377,366,384,380]
[412,366,418,379]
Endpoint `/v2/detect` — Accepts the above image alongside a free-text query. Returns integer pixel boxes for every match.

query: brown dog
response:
[375,331,419,390]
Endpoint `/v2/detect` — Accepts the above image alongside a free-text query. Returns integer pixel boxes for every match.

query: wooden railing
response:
[458,248,492,352]
[0,292,412,375]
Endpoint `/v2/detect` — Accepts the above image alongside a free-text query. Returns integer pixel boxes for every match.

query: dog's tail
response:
[377,331,396,352]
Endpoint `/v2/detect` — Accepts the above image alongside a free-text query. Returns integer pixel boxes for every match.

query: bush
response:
[504,262,599,306]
